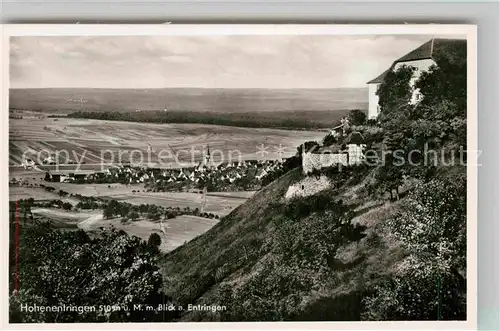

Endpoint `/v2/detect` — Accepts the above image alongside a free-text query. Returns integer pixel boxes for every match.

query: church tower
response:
[204,144,211,168]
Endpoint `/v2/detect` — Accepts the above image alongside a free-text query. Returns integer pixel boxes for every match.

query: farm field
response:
[10,179,254,217]
[32,208,101,223]
[9,117,326,167]
[30,207,217,252]
[110,192,248,217]
[88,215,219,252]
[10,186,80,205]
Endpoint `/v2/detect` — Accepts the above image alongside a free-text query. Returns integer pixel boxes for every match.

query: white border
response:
[1,24,478,331]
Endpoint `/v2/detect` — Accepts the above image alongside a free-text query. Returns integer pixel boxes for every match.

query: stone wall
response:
[302,152,348,175]
[347,144,366,166]
[285,175,332,200]
[301,144,366,174]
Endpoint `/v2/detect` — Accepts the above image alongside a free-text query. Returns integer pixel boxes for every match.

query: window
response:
[410,89,424,105]
[415,92,423,102]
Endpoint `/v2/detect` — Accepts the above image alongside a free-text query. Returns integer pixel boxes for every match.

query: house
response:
[366,38,466,119]
[43,156,57,165]
[45,169,104,182]
[22,158,36,169]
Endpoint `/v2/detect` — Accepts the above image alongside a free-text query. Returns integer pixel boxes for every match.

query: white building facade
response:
[366,38,464,120]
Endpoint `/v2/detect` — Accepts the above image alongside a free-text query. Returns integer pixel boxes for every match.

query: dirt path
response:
[78,213,104,231]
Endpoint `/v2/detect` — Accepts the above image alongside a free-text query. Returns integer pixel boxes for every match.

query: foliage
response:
[221,199,366,321]
[348,109,367,126]
[9,218,172,323]
[261,156,301,186]
[415,42,467,115]
[98,199,218,221]
[376,65,415,119]
[148,233,162,247]
[62,202,73,211]
[283,193,351,221]
[66,109,349,131]
[322,133,337,147]
[296,140,320,155]
[370,49,467,191]
[363,177,466,320]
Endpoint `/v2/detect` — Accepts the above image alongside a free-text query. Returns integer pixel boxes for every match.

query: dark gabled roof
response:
[394,38,434,63]
[367,68,391,84]
[366,38,466,84]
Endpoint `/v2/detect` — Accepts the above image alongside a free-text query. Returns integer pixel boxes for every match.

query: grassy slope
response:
[161,167,407,321]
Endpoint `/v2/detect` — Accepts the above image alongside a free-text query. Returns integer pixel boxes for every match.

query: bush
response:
[322,133,337,147]
[348,109,367,126]
[148,233,162,247]
[128,211,140,221]
[363,177,466,320]
[165,211,176,219]
[62,202,73,211]
[44,186,56,192]
[296,140,320,155]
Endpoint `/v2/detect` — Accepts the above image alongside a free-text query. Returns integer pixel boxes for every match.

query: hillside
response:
[161,165,407,321]
[160,49,469,319]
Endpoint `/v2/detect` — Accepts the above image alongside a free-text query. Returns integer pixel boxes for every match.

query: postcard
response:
[1,24,477,330]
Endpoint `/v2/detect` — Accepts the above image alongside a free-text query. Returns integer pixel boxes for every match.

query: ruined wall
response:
[347,144,366,166]
[285,175,332,200]
[302,152,348,175]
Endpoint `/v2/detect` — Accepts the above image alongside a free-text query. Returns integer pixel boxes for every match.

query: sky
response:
[10,34,465,89]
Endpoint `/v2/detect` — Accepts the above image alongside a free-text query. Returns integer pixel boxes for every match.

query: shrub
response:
[363,177,466,320]
[148,233,162,247]
[62,202,73,211]
[128,211,140,221]
[348,109,367,126]
[322,133,337,147]
[165,211,176,219]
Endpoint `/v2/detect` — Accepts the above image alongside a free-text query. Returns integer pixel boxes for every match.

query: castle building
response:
[301,131,366,175]
[366,38,466,120]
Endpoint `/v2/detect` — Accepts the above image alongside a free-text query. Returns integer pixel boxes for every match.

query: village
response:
[38,156,285,192]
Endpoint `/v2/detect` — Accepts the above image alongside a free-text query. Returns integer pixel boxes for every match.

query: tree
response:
[363,177,466,320]
[415,42,467,115]
[296,140,320,155]
[376,65,415,119]
[348,109,367,126]
[148,233,162,247]
[103,205,114,219]
[148,212,162,221]
[128,211,140,221]
[62,202,73,211]
[322,134,337,147]
[9,221,170,323]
